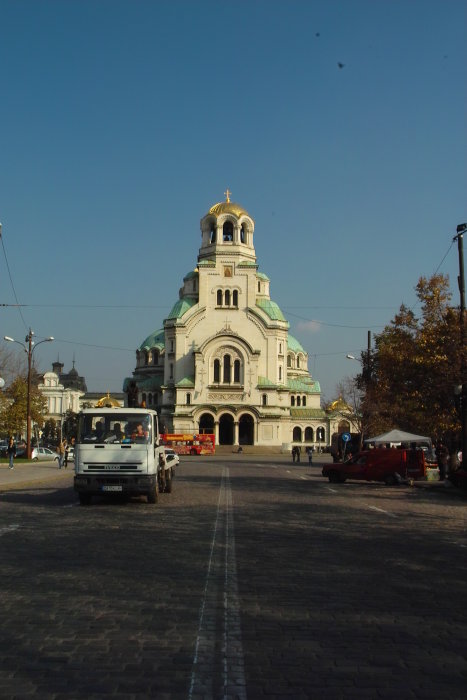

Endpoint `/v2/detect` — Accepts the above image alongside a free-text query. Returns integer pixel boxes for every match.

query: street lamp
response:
[4,329,54,458]
[453,224,466,469]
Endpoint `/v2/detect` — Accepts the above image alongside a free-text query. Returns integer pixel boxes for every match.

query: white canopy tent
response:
[364,429,432,447]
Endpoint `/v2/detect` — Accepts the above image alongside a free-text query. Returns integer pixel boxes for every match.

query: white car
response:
[32,447,59,461]
[164,448,179,468]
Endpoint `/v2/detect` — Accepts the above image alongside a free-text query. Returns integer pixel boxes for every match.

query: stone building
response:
[124,193,335,450]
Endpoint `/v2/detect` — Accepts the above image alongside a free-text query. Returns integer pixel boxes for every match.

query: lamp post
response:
[453,224,466,469]
[347,331,372,449]
[4,329,54,459]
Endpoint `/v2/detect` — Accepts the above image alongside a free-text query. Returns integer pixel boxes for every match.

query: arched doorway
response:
[199,413,214,434]
[239,414,254,445]
[219,414,234,445]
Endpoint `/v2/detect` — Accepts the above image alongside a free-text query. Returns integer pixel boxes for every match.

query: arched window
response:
[279,343,282,354]
[223,354,231,383]
[153,351,159,365]
[148,393,153,405]
[233,290,238,306]
[225,289,231,306]
[258,281,261,292]
[279,366,282,381]
[287,355,292,368]
[193,279,197,292]
[291,396,295,406]
[223,221,233,241]
[303,396,306,406]
[305,427,314,442]
[142,393,147,406]
[217,289,222,306]
[262,394,267,406]
[240,224,245,243]
[234,359,240,382]
[297,356,300,368]
[293,426,302,442]
[214,359,220,383]
[186,393,191,405]
[210,225,216,243]
[297,396,301,407]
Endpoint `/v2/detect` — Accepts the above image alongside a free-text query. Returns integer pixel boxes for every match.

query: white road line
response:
[300,476,309,480]
[0,524,20,536]
[189,467,247,700]
[365,504,397,518]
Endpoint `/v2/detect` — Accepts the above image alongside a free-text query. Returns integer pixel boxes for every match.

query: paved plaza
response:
[0,454,466,699]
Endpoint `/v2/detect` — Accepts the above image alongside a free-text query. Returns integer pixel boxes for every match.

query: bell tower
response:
[199,189,256,264]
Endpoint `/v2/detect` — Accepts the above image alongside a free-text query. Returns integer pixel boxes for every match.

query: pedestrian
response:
[435,440,449,481]
[64,439,69,468]
[7,437,16,470]
[308,447,313,466]
[57,439,66,469]
[296,446,301,463]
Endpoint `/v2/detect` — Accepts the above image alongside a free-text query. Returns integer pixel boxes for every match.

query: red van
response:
[322,448,426,485]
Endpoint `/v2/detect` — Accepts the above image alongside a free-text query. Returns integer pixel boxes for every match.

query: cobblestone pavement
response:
[0,455,466,699]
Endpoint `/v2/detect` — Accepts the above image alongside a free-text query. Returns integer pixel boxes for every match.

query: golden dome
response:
[207,189,250,219]
[96,392,121,408]
[208,201,250,218]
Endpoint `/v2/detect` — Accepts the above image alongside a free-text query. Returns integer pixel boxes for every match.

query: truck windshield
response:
[77,413,152,445]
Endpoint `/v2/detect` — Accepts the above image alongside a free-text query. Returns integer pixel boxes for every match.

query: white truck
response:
[74,407,173,505]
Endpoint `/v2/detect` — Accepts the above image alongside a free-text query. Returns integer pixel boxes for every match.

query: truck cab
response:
[74,408,172,505]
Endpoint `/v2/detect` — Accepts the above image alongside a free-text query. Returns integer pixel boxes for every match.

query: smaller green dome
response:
[139,328,165,351]
[287,334,306,354]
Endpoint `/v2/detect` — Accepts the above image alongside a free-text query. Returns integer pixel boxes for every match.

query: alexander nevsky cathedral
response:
[123,192,345,450]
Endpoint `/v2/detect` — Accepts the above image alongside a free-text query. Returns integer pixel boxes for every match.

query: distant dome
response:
[96,392,120,408]
[287,334,306,354]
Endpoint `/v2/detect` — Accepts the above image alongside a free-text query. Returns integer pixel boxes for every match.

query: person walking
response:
[436,440,449,481]
[57,439,66,469]
[7,437,16,470]
[308,447,313,466]
[64,439,69,468]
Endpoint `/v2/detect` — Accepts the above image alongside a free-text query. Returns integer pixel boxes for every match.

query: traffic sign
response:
[341,432,351,443]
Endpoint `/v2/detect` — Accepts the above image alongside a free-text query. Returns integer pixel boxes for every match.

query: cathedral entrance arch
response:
[238,414,254,445]
[199,413,214,434]
[219,413,234,445]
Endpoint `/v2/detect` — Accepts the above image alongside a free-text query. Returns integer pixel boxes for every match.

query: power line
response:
[0,224,28,331]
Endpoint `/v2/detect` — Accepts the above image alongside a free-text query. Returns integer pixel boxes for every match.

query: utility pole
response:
[454,224,466,469]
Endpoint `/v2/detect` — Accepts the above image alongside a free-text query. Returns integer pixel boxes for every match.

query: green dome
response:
[287,334,306,354]
[167,297,197,320]
[139,328,165,351]
[256,298,287,322]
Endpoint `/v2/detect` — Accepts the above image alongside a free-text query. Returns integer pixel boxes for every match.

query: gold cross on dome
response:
[224,188,231,203]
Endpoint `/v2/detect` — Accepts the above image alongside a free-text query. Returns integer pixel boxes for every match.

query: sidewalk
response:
[0,461,73,492]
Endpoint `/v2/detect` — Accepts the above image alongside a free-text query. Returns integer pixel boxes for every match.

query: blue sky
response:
[1,0,466,400]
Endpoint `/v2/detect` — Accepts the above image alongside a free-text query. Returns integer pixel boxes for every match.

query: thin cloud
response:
[296,320,321,333]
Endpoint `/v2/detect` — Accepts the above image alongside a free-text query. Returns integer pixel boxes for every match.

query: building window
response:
[262,394,267,406]
[233,290,238,306]
[193,279,197,292]
[297,396,301,407]
[291,396,295,406]
[217,289,223,306]
[303,396,306,406]
[305,427,314,442]
[186,393,191,405]
[240,224,246,243]
[279,342,282,354]
[297,356,300,369]
[214,359,220,383]
[279,366,282,381]
[170,340,174,353]
[287,355,292,368]
[293,426,302,442]
[170,363,173,380]
[234,359,240,382]
[148,393,153,405]
[210,224,216,243]
[225,289,231,306]
[153,351,159,365]
[223,354,231,383]
[258,281,261,292]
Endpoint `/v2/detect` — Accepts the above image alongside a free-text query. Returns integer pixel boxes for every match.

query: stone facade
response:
[124,195,333,449]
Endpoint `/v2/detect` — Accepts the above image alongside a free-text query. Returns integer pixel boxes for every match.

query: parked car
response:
[32,447,59,462]
[164,447,179,469]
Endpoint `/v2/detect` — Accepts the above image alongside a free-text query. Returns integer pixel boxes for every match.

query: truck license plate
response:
[101,485,123,492]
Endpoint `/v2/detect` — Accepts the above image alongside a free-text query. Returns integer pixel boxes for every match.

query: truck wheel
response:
[164,468,173,493]
[79,493,92,506]
[328,471,341,484]
[384,474,397,486]
[147,480,159,504]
